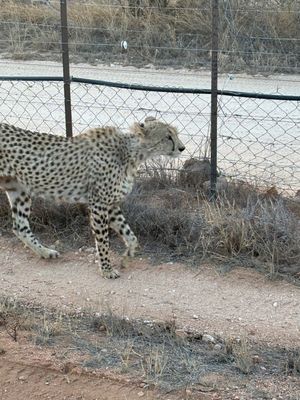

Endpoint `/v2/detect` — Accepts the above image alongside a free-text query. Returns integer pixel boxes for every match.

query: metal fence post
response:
[60,0,73,138]
[210,0,219,199]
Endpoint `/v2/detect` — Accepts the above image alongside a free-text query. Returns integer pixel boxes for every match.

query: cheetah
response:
[0,117,185,278]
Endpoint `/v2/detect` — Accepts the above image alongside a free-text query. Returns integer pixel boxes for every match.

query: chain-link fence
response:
[0,76,299,194]
[0,1,299,195]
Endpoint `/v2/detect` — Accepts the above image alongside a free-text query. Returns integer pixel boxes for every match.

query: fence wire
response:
[0,0,299,74]
[0,77,299,194]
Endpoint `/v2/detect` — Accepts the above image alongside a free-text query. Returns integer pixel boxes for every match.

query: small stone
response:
[202,334,216,344]
[273,302,278,308]
[138,391,144,397]
[252,355,263,364]
[18,376,26,381]
[192,314,199,320]
[214,343,222,351]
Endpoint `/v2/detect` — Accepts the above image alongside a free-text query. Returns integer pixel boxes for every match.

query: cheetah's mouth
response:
[169,136,175,152]
[169,150,181,158]
[146,138,178,158]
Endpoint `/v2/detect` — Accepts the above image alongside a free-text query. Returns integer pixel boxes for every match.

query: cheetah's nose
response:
[179,145,185,152]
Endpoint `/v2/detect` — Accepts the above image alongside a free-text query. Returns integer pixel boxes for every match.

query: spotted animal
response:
[0,117,185,278]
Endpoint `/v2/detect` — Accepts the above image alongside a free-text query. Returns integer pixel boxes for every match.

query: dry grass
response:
[0,192,91,250]
[0,170,299,282]
[0,297,298,393]
[198,197,300,272]
[0,0,298,72]
[124,175,300,281]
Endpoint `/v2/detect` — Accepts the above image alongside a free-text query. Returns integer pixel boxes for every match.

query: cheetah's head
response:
[131,117,185,158]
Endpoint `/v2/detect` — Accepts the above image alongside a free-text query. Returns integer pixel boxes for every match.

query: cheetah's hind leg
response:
[109,206,139,269]
[5,185,59,259]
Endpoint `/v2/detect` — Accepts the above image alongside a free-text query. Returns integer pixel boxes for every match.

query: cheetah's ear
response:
[144,116,156,123]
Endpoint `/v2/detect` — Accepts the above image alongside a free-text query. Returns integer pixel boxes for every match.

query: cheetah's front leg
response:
[89,202,120,279]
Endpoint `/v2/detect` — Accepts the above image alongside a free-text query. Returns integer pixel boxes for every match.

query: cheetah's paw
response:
[101,268,120,279]
[40,247,60,259]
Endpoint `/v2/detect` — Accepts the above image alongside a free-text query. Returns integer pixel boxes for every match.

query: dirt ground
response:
[0,234,299,399]
[0,347,180,400]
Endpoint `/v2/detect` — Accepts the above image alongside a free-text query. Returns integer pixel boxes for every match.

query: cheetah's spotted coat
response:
[0,117,185,278]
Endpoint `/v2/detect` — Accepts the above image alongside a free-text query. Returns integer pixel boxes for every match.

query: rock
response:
[179,158,212,189]
[99,325,106,332]
[214,343,222,351]
[202,334,216,344]
[203,176,228,192]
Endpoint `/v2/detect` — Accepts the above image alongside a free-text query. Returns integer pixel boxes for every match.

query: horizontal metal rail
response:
[0,75,299,101]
